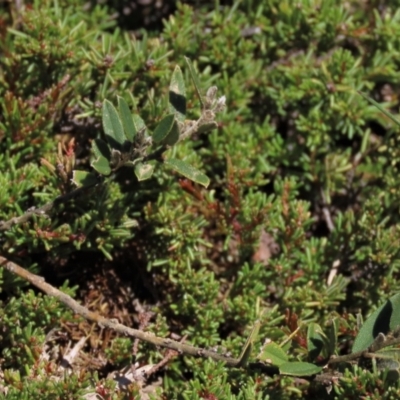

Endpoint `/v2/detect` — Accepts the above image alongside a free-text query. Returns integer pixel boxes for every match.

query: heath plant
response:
[3,1,400,399]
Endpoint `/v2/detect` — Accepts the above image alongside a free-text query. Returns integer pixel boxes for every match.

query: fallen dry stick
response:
[0,256,240,367]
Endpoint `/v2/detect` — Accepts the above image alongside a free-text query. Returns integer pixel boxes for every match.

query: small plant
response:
[73,57,224,188]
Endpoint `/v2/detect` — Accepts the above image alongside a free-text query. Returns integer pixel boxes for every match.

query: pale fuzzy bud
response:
[215,95,226,111]
[217,95,226,106]
[206,86,218,102]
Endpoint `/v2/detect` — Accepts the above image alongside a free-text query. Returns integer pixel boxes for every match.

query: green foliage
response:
[353,293,400,353]
[0,285,77,371]
[334,365,400,399]
[83,56,219,186]
[3,0,400,398]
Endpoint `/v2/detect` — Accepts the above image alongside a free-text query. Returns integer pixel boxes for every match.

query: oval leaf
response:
[352,293,400,353]
[169,65,186,122]
[163,120,180,146]
[153,114,175,143]
[91,156,111,176]
[71,171,98,187]
[257,342,288,366]
[132,114,146,133]
[165,158,210,188]
[307,323,325,361]
[279,362,322,377]
[91,139,111,175]
[134,163,154,181]
[102,99,126,149]
[118,96,137,141]
[326,318,339,357]
[92,138,111,160]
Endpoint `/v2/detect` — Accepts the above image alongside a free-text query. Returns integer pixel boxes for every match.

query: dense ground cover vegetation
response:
[2,0,400,398]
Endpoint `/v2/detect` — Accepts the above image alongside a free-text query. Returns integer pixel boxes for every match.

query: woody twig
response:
[0,256,241,368]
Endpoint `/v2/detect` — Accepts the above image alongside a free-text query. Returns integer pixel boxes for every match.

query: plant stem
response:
[0,182,100,231]
[0,256,242,368]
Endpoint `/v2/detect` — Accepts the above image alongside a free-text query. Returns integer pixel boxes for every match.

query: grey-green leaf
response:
[279,362,322,377]
[352,293,400,353]
[92,138,111,159]
[257,341,288,366]
[71,170,98,187]
[132,114,146,133]
[102,99,126,149]
[169,65,186,122]
[153,114,175,143]
[184,57,204,108]
[134,163,154,181]
[165,158,210,188]
[326,318,339,357]
[91,139,111,175]
[118,96,137,141]
[92,156,111,175]
[307,323,325,361]
[163,120,180,145]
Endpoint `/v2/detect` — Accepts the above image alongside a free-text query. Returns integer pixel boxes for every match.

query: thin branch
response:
[0,145,166,233]
[327,332,400,365]
[327,349,366,365]
[0,256,241,368]
[0,182,100,231]
[5,254,400,378]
